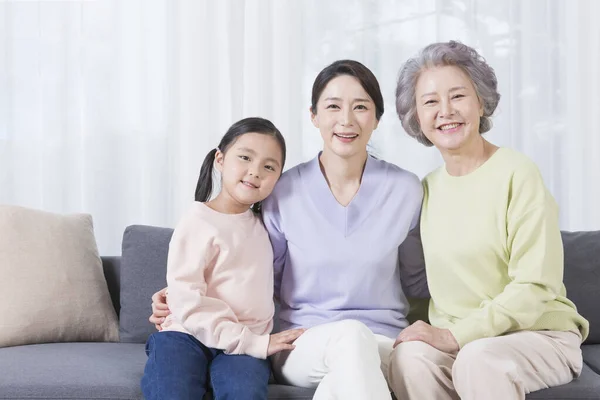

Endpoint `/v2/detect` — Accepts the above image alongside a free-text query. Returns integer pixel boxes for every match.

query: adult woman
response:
[151,60,427,399]
[391,41,589,400]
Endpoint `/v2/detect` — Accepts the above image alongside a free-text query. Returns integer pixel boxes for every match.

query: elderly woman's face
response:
[311,75,378,160]
[415,65,483,152]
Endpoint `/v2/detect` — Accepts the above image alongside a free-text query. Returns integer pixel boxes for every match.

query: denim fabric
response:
[141,331,270,400]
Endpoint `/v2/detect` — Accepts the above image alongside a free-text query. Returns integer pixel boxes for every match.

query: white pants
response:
[271,320,395,400]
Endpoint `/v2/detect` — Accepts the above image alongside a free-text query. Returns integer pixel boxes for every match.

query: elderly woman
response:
[390,40,589,400]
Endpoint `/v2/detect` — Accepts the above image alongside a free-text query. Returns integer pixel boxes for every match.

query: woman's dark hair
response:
[310,60,384,121]
[194,117,286,213]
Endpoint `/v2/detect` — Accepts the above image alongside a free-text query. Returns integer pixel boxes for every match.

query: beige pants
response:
[388,330,583,400]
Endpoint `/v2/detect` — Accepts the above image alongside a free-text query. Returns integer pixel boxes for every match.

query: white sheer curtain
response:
[1,0,599,255]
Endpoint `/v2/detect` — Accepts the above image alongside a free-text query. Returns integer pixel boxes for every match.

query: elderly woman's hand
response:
[149,287,170,331]
[394,320,459,353]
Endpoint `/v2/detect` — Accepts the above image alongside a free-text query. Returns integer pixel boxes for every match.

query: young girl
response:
[141,117,305,400]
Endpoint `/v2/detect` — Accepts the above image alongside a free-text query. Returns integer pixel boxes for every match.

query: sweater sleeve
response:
[449,163,564,348]
[166,214,269,359]
[398,208,430,299]
[261,194,287,301]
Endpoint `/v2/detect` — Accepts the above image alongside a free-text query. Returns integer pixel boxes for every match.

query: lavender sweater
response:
[262,154,427,339]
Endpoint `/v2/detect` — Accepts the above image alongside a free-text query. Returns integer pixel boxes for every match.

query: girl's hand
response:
[267,328,305,356]
[149,287,170,331]
[394,320,459,353]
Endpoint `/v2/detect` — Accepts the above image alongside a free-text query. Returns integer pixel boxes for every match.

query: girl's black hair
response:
[311,59,385,120]
[194,117,286,213]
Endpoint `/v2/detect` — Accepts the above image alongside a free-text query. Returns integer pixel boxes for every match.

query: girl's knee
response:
[211,356,270,399]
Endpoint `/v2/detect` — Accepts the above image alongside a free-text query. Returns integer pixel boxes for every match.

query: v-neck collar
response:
[301,153,385,237]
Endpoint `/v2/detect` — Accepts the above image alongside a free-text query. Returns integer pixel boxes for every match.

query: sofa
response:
[1,225,599,400]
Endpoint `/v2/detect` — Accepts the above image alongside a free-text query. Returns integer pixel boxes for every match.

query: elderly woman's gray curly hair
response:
[395,41,501,147]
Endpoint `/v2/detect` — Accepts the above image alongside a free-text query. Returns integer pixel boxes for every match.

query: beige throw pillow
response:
[0,205,119,347]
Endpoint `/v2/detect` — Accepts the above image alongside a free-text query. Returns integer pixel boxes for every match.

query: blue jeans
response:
[141,331,271,400]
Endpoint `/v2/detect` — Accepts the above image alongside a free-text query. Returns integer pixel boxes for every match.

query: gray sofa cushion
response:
[0,342,146,399]
[119,225,173,344]
[102,256,121,315]
[0,340,314,400]
[261,386,314,400]
[205,385,314,400]
[1,343,594,400]
[562,231,600,344]
[583,345,600,375]
[526,363,600,399]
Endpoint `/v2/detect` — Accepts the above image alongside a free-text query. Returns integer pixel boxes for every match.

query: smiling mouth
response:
[241,181,258,189]
[334,133,359,139]
[437,123,463,131]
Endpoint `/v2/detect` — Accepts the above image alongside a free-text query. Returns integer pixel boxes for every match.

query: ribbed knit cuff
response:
[240,331,270,359]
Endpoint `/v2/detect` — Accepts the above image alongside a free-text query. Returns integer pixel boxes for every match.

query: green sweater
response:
[421,147,589,348]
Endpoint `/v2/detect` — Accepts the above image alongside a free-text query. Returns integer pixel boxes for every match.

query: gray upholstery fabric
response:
[102,256,121,315]
[0,342,146,399]
[583,345,600,375]
[119,225,173,344]
[561,230,600,344]
[0,336,314,400]
[526,363,600,399]
[263,386,315,400]
[204,385,314,400]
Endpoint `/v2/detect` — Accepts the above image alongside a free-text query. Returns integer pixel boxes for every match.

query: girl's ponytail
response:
[194,148,218,202]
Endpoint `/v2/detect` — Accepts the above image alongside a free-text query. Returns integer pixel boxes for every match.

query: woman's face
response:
[311,74,379,159]
[415,65,484,152]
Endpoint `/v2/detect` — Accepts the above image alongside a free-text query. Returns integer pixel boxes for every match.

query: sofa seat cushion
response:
[526,363,600,399]
[205,385,314,400]
[0,343,146,399]
[583,344,600,375]
[264,385,315,400]
[0,341,316,400]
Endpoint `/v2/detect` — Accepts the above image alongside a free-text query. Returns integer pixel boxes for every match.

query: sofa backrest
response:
[118,225,174,343]
[101,256,121,316]
[561,230,600,344]
[110,225,599,345]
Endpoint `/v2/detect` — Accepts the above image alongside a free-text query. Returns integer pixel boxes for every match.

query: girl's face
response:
[215,133,283,210]
[415,65,484,153]
[311,75,379,159]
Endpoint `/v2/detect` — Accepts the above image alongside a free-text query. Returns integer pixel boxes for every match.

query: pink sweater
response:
[161,202,274,359]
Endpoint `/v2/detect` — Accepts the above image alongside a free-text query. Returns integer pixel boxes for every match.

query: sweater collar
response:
[301,152,384,236]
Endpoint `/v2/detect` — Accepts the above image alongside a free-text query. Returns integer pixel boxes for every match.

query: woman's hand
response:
[267,328,305,356]
[149,287,170,331]
[394,320,459,353]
